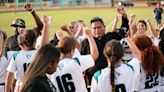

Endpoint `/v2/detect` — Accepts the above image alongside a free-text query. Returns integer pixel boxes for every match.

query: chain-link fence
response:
[0,0,163,12]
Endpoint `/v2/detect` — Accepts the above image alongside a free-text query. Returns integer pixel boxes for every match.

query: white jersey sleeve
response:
[128,58,141,91]
[0,55,9,82]
[91,71,101,92]
[7,53,18,73]
[7,51,16,60]
[72,48,81,58]
[160,71,164,92]
[91,63,137,92]
[76,54,95,72]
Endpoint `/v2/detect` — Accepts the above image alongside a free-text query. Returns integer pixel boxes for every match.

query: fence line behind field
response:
[0,0,156,12]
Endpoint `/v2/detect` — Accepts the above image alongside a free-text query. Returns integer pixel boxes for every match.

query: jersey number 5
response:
[56,73,75,92]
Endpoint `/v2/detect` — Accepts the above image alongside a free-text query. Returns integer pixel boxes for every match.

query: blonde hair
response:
[0,30,7,58]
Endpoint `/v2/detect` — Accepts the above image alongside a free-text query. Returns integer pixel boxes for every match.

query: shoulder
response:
[58,58,79,67]
[25,81,46,92]
[4,51,15,60]
[72,57,81,66]
[93,68,108,83]
[93,70,102,83]
[13,51,21,60]
[25,76,48,89]
[124,63,134,72]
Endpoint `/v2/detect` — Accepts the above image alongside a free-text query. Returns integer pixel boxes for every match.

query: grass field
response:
[0,7,163,39]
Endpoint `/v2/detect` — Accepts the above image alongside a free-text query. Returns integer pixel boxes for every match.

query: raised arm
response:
[25,3,43,36]
[84,28,99,60]
[111,15,119,32]
[60,24,74,36]
[39,15,51,47]
[129,14,137,38]
[60,24,81,50]
[125,36,141,60]
[117,6,129,31]
[146,19,159,38]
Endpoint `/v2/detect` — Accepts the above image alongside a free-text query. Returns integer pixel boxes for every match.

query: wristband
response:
[31,9,35,13]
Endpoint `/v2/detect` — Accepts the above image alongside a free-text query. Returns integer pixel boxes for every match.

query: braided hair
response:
[104,40,124,92]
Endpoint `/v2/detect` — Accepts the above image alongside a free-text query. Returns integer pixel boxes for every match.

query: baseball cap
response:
[11,19,26,28]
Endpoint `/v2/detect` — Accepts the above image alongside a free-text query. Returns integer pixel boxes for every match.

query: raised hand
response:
[117,6,126,15]
[24,3,33,12]
[129,14,136,24]
[146,18,151,25]
[130,14,136,21]
[42,15,49,25]
[48,16,53,25]
[114,15,119,22]
[84,28,92,37]
[60,24,70,32]
[56,32,64,40]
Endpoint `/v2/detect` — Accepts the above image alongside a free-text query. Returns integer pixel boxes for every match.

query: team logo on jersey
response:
[115,71,121,79]
[26,54,31,59]
[58,63,64,70]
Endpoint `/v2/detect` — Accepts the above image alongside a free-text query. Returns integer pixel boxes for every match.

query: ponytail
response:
[110,56,116,92]
[104,40,124,92]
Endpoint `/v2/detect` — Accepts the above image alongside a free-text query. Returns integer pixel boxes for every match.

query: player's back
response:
[49,55,95,92]
[91,63,137,92]
[7,50,37,83]
[0,51,15,83]
[139,68,160,92]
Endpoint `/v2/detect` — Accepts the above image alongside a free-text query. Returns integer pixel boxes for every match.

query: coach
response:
[80,7,129,91]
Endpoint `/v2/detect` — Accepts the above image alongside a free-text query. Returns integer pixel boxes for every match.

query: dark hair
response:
[138,20,147,28]
[20,44,60,92]
[133,35,164,75]
[159,40,164,56]
[18,29,37,50]
[159,28,164,56]
[57,36,76,54]
[104,40,124,92]
[160,28,164,40]
[90,17,105,27]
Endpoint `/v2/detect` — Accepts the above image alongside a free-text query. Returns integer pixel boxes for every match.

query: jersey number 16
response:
[56,73,75,92]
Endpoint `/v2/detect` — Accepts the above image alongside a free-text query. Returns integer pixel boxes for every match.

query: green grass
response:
[0,7,162,39]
